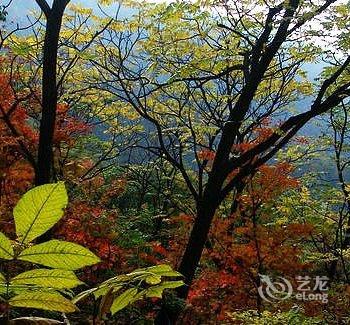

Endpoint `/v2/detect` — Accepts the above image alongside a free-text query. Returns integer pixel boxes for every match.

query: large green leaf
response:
[9,291,77,313]
[18,240,100,270]
[143,280,184,298]
[0,232,14,260]
[110,288,138,315]
[14,182,68,244]
[11,269,83,289]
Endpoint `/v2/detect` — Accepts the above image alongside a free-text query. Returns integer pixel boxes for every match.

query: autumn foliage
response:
[0,70,36,231]
[2,0,350,322]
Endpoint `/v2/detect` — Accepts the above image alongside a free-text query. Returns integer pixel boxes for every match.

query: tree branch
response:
[35,0,50,17]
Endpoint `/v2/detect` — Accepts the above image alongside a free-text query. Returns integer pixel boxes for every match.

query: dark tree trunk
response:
[177,201,218,298]
[35,0,69,185]
[34,1,69,244]
[155,192,219,324]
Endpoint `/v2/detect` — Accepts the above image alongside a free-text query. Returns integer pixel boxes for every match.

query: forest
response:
[0,0,350,324]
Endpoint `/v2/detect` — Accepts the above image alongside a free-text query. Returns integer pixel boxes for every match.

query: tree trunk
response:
[155,194,219,324]
[35,1,69,244]
[35,0,68,185]
[177,201,218,297]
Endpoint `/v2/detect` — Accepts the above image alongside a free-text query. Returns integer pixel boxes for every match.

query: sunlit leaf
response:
[0,232,14,260]
[9,292,77,313]
[11,269,83,289]
[0,272,6,295]
[18,240,100,270]
[14,182,68,244]
[110,288,138,315]
[144,280,185,298]
[145,274,162,285]
[131,264,183,277]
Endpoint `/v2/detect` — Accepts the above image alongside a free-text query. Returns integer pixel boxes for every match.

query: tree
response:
[0,0,72,185]
[86,3,350,322]
[2,0,350,322]
[184,161,312,322]
[326,103,350,280]
[2,1,116,187]
[35,0,71,185]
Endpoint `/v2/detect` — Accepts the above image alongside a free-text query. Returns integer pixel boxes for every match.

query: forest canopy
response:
[0,0,350,324]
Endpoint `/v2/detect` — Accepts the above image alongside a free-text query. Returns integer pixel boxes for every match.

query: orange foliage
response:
[197,149,216,161]
[0,72,36,231]
[180,161,313,322]
[0,64,93,235]
[54,103,91,146]
[55,199,128,282]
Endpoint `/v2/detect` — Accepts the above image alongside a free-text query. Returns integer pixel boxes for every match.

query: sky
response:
[7,0,345,41]
[7,0,111,20]
[6,0,168,19]
[4,0,176,34]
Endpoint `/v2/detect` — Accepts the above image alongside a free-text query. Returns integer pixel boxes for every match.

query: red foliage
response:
[0,72,36,232]
[0,59,93,213]
[197,149,216,161]
[232,119,275,154]
[172,161,313,323]
[55,200,128,282]
[239,162,300,206]
[54,103,91,146]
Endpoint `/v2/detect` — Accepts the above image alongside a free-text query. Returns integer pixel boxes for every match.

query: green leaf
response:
[110,288,138,315]
[0,286,7,296]
[11,269,83,289]
[131,264,182,277]
[73,284,122,304]
[159,280,185,289]
[143,287,164,298]
[148,264,183,277]
[145,280,185,298]
[94,285,116,299]
[14,182,68,244]
[0,272,7,295]
[9,291,77,313]
[18,240,100,270]
[145,274,162,285]
[6,286,64,296]
[0,232,14,260]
